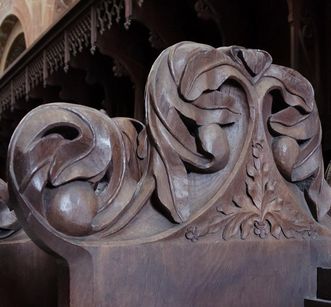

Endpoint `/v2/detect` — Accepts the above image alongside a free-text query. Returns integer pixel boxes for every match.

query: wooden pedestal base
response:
[0,232,59,307]
[60,238,331,307]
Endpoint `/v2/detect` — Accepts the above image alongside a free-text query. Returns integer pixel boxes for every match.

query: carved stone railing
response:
[6,42,331,306]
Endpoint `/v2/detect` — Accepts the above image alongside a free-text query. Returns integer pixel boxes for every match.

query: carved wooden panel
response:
[5,42,331,306]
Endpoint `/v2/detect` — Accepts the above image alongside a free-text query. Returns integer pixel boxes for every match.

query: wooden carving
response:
[5,41,331,306]
[7,42,331,244]
[0,178,20,239]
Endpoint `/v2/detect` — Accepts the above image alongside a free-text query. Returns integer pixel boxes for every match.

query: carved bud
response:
[272,136,300,180]
[46,181,98,236]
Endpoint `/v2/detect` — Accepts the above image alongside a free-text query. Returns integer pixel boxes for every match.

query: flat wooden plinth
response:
[0,234,59,307]
[64,238,331,307]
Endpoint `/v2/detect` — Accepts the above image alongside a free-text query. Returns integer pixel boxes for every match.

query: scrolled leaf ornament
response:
[167,42,331,241]
[265,65,331,220]
[8,103,153,238]
[146,42,253,223]
[6,42,331,245]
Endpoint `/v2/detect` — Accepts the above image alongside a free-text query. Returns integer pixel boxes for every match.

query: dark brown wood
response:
[4,42,331,306]
[0,167,61,307]
[0,232,59,307]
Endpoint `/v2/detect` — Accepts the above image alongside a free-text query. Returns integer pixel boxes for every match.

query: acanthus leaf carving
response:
[266,65,331,220]
[146,43,249,223]
[5,42,331,245]
[9,103,153,238]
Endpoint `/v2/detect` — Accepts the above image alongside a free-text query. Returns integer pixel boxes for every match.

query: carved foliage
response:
[6,42,331,242]
[8,104,151,237]
[186,141,315,241]
[146,43,257,223]
[265,65,331,219]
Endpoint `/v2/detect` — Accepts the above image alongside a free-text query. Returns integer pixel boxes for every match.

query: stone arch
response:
[0,15,26,73]
[4,32,26,69]
[8,1,32,45]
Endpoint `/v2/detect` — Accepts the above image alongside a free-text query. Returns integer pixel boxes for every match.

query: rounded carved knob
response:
[46,181,98,236]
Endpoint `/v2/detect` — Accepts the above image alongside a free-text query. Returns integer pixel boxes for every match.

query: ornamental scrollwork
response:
[5,42,331,245]
[8,104,152,238]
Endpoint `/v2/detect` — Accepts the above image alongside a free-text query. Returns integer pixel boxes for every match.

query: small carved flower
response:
[253,220,269,239]
[185,226,200,242]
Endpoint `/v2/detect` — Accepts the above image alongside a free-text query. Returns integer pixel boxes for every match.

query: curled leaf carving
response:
[6,42,331,244]
[266,66,331,220]
[8,103,152,237]
[146,42,250,222]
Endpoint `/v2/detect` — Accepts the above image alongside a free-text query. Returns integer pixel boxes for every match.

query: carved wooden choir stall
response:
[1,1,331,307]
[1,41,331,306]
